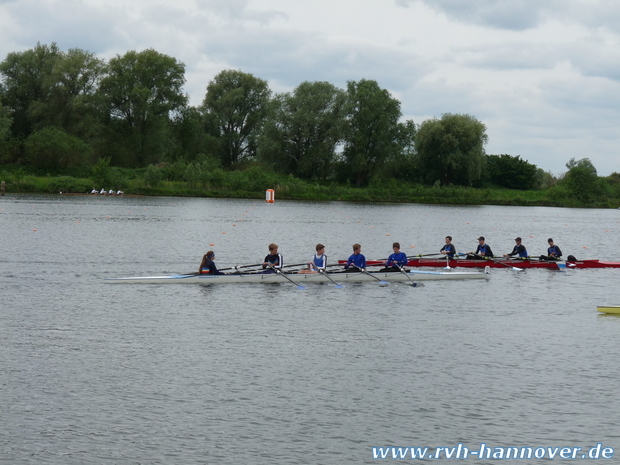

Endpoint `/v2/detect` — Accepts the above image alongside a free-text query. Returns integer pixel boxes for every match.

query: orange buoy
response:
[266,189,275,203]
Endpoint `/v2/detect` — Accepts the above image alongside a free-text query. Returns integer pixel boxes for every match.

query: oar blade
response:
[334,284,345,289]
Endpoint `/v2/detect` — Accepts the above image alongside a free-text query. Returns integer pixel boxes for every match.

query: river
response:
[2,194,620,464]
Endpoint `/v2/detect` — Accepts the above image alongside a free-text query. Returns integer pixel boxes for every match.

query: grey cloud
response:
[398,0,564,31]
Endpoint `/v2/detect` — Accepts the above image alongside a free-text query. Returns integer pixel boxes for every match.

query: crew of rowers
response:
[198,237,565,275]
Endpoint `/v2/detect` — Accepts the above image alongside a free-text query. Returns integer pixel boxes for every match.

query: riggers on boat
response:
[339,258,620,269]
[106,267,491,284]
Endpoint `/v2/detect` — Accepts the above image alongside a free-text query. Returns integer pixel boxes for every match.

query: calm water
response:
[2,194,620,464]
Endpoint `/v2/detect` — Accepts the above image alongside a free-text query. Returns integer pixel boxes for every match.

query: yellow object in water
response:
[597,306,620,314]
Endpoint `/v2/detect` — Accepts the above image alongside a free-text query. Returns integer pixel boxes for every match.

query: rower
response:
[262,243,283,273]
[344,243,366,271]
[300,243,327,274]
[539,238,562,261]
[381,242,407,271]
[504,237,528,259]
[467,236,494,259]
[199,251,225,274]
[440,236,456,259]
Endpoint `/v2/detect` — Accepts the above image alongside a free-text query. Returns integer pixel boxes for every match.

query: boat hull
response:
[106,268,490,284]
[338,258,620,269]
[597,306,620,314]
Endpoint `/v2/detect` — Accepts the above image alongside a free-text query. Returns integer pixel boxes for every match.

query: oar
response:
[395,264,424,287]
[475,254,524,271]
[219,262,263,272]
[407,253,444,258]
[318,269,344,288]
[268,264,306,290]
[351,264,389,286]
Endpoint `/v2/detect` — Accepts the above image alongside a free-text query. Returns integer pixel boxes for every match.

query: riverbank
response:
[1,169,619,208]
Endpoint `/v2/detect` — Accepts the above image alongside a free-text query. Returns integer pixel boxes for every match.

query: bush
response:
[25,127,93,170]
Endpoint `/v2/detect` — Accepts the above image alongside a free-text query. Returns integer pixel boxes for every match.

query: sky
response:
[1,0,619,176]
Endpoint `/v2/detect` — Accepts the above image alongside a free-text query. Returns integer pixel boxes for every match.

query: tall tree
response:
[342,79,411,187]
[416,113,487,186]
[202,69,270,168]
[99,49,187,166]
[0,42,61,139]
[259,81,346,179]
[31,48,105,137]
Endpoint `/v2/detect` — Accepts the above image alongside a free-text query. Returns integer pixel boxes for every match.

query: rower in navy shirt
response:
[467,236,494,259]
[504,237,528,259]
[440,236,456,259]
[539,238,562,260]
[199,251,225,274]
[345,243,366,271]
[262,243,283,273]
[382,242,408,271]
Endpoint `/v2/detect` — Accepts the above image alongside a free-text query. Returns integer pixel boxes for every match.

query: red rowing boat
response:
[337,258,620,269]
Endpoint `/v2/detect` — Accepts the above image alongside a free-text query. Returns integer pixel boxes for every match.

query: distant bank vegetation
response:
[1,43,619,207]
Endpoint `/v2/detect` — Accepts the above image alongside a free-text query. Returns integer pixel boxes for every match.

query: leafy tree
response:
[342,79,413,187]
[485,154,538,190]
[0,42,62,139]
[259,81,346,179]
[416,113,487,186]
[562,158,602,202]
[31,48,105,137]
[24,127,92,170]
[169,106,219,162]
[99,49,187,166]
[0,99,13,160]
[201,69,271,168]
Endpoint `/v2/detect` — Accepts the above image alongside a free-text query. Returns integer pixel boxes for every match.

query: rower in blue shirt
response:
[344,243,366,271]
[467,236,494,259]
[539,238,562,260]
[504,237,528,259]
[440,236,456,259]
[382,242,408,271]
[301,243,327,273]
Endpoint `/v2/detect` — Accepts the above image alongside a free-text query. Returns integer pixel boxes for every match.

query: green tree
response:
[24,127,92,170]
[0,42,61,139]
[0,99,13,160]
[259,81,346,179]
[342,79,412,187]
[485,154,538,190]
[30,48,105,137]
[99,49,187,166]
[201,69,271,168]
[562,158,602,203]
[416,113,488,186]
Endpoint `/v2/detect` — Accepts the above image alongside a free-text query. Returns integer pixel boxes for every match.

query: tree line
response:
[0,43,617,199]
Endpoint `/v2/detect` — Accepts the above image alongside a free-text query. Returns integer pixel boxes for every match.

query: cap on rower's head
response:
[477,236,485,241]
[515,237,522,242]
[548,238,554,243]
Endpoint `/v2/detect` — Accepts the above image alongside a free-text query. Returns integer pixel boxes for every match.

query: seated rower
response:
[440,236,456,259]
[199,251,225,275]
[467,236,494,259]
[539,238,562,260]
[504,237,528,259]
[262,243,283,273]
[300,243,327,274]
[344,243,366,271]
[381,242,407,271]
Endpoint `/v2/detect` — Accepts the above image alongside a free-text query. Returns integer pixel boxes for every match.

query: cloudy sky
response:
[1,0,619,175]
